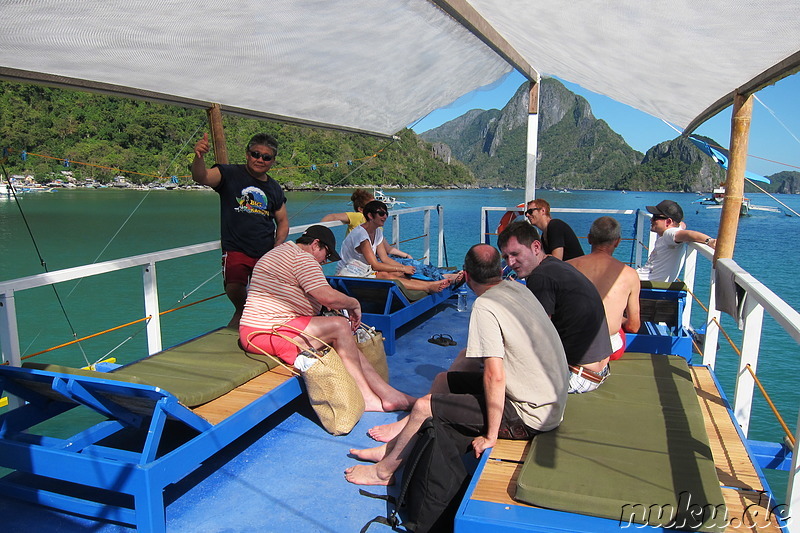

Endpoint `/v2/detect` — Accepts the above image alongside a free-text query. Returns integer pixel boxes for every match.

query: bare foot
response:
[349,444,387,462]
[444,270,464,283]
[368,418,409,442]
[426,279,451,294]
[344,464,394,486]
[380,392,415,412]
[363,396,386,412]
[358,387,386,412]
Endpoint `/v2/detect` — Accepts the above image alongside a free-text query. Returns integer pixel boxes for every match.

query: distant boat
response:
[697,185,783,216]
[373,188,407,208]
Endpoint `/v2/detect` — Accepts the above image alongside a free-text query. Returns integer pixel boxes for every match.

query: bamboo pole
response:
[207,103,229,164]
[714,91,752,263]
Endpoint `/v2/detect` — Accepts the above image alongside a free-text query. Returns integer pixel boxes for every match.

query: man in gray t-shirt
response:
[344,244,568,487]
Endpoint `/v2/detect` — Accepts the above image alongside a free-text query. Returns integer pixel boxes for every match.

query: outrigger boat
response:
[2,1,800,532]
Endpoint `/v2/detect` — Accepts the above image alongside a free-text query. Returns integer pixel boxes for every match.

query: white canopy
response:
[2,0,799,136]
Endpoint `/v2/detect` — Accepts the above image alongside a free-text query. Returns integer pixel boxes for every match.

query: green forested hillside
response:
[0,81,475,188]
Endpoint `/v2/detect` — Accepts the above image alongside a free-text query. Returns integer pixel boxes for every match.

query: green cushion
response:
[391,279,428,302]
[515,354,726,531]
[640,280,688,292]
[26,328,279,408]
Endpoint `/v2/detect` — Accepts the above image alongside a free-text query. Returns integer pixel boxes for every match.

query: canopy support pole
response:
[207,103,229,165]
[714,91,752,263]
[525,80,540,202]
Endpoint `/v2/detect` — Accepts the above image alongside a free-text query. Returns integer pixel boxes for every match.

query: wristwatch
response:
[704,237,711,245]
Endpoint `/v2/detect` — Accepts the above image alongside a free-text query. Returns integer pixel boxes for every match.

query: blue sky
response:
[410,71,800,178]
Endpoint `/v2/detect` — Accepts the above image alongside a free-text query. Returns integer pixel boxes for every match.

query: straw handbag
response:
[246,327,365,436]
[355,324,389,382]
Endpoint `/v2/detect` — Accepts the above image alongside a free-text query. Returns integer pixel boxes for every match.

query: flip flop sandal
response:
[428,333,457,346]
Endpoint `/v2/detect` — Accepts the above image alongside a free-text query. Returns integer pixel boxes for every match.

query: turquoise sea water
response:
[2,186,800,497]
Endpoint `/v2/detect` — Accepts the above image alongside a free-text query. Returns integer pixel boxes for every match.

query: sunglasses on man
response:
[319,242,334,261]
[525,207,541,215]
[249,150,274,162]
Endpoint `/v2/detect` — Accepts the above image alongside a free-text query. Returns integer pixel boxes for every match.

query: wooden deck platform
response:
[192,366,297,425]
[467,364,784,532]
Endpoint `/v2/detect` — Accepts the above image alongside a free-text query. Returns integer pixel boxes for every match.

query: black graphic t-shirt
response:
[213,164,287,259]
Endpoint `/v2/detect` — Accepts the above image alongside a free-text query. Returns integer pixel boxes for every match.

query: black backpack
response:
[360,417,470,533]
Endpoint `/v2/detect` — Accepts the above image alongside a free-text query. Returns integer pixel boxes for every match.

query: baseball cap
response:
[646,200,683,223]
[301,225,341,261]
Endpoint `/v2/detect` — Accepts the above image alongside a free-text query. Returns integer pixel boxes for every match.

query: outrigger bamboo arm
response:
[714,91,753,263]
[207,103,229,165]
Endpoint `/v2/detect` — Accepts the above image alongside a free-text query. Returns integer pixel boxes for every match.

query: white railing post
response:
[480,207,488,245]
[437,206,445,268]
[142,262,162,355]
[0,292,24,408]
[702,265,722,369]
[732,297,765,436]
[634,210,647,268]
[683,248,697,327]
[423,208,431,264]
[786,412,800,533]
[392,213,400,255]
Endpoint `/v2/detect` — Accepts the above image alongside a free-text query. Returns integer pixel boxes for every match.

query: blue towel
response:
[389,256,449,281]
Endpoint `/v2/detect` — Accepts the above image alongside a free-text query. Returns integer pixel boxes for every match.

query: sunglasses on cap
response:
[525,208,541,215]
[248,150,274,162]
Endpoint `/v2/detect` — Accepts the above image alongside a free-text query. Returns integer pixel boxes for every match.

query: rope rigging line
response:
[744,363,796,447]
[19,292,225,363]
[660,118,800,172]
[284,136,400,224]
[1,160,91,367]
[754,94,800,149]
[681,279,795,447]
[11,124,211,364]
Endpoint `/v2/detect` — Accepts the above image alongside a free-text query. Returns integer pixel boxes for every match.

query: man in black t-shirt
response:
[499,221,611,393]
[525,198,584,260]
[192,132,289,327]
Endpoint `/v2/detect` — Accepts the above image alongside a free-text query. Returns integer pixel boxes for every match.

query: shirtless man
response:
[568,216,641,359]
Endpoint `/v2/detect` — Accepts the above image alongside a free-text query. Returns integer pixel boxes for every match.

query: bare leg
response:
[303,316,414,412]
[225,282,247,328]
[367,354,474,441]
[346,395,433,486]
[376,271,451,294]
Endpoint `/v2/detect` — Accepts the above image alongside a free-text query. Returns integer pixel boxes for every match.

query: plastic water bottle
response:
[457,289,468,312]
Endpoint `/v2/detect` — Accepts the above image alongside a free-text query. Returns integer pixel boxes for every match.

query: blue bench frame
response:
[327,276,456,354]
[626,286,693,360]
[0,364,302,532]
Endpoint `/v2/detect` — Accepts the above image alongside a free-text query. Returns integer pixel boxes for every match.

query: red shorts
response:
[609,328,627,361]
[222,251,259,287]
[239,316,313,365]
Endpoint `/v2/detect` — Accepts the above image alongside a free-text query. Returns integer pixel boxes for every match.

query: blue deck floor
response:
[0,292,469,532]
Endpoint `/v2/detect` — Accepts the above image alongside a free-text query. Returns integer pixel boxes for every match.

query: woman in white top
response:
[337,200,459,293]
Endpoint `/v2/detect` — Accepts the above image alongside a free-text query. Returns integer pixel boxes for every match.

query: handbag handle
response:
[268,324,336,367]
[244,330,301,376]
